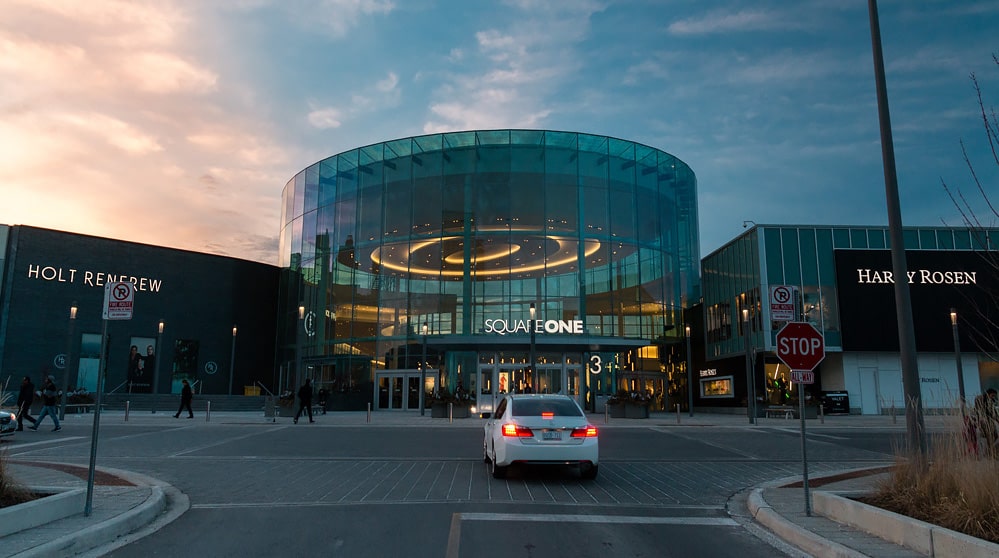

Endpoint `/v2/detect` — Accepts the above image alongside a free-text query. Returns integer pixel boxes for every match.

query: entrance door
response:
[375,371,424,410]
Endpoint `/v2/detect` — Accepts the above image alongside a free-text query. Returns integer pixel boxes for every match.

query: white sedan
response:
[483,394,598,479]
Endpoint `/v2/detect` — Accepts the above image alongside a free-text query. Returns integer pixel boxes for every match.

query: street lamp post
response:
[152,320,164,413]
[529,303,536,393]
[743,308,755,425]
[420,322,428,416]
[686,324,694,417]
[950,309,967,417]
[296,306,305,392]
[228,325,237,396]
[59,302,78,421]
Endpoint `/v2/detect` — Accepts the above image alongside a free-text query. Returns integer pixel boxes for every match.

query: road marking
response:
[456,512,738,525]
[7,436,87,454]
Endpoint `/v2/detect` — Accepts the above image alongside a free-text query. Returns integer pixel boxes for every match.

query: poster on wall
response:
[127,337,155,393]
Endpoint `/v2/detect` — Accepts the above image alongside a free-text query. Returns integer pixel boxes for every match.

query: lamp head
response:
[950,308,957,326]
[158,320,165,334]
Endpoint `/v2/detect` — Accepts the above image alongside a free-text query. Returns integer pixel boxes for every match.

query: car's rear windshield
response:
[511,398,583,417]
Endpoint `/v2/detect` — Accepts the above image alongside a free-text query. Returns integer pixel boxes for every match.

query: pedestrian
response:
[16,376,37,431]
[973,388,998,457]
[294,378,314,424]
[174,379,194,418]
[30,376,61,432]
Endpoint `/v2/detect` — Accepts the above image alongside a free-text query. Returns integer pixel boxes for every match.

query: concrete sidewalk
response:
[1,461,186,558]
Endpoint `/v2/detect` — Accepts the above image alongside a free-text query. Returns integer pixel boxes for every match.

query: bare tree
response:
[943,53,999,358]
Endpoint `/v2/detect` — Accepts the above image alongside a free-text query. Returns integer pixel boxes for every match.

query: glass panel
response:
[763,227,784,285]
[919,229,938,249]
[832,228,850,248]
[781,228,801,286]
[868,229,886,249]
[850,229,868,248]
[902,229,919,248]
[937,230,954,249]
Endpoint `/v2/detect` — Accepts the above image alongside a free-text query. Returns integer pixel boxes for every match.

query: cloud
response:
[282,0,396,38]
[308,107,343,129]
[422,2,604,132]
[0,1,290,264]
[668,8,803,35]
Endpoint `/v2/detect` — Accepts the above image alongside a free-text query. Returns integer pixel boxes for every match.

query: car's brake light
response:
[541,412,554,419]
[571,425,598,438]
[502,423,534,437]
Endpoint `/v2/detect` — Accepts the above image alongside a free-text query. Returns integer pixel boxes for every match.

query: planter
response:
[625,403,650,419]
[607,403,626,418]
[430,402,448,418]
[452,405,470,419]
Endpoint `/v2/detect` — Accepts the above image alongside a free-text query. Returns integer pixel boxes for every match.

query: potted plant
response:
[606,390,629,418]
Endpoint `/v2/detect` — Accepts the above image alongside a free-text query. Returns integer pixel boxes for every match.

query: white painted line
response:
[457,512,738,525]
[7,436,87,453]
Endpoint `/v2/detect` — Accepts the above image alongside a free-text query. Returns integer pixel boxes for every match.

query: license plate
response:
[542,430,561,440]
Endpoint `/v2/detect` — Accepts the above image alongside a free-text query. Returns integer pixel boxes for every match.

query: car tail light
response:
[571,425,598,438]
[502,423,534,437]
[541,412,554,419]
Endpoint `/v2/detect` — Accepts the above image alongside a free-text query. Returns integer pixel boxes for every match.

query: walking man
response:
[174,379,194,418]
[16,376,37,431]
[30,376,61,432]
[294,378,314,424]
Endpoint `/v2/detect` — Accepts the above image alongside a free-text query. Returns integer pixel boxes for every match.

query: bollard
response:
[448,402,453,423]
[676,403,681,424]
[366,402,371,423]
[125,401,130,421]
[604,404,609,424]
[206,401,211,422]
[819,403,824,424]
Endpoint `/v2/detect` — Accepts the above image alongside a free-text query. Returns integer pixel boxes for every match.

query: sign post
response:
[86,281,134,517]
[776,322,825,517]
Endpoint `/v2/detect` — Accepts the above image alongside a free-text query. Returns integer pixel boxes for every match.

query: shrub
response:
[0,450,35,508]
[865,413,999,543]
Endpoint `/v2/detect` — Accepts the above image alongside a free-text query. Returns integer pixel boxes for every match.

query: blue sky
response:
[2,0,997,263]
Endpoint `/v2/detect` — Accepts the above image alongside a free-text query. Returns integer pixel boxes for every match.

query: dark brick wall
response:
[0,226,279,394]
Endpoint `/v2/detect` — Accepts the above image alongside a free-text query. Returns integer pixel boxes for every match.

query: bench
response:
[765,406,795,419]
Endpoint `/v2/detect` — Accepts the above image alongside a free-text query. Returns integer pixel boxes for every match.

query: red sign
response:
[776,322,825,371]
[102,281,134,320]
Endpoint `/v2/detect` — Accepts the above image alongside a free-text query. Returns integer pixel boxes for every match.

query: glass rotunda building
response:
[278,130,699,414]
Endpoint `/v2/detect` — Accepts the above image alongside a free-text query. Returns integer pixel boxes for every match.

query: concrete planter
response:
[625,403,650,419]
[0,487,86,538]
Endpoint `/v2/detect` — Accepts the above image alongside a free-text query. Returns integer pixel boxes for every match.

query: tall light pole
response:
[529,303,536,393]
[152,319,164,413]
[743,308,755,425]
[685,324,694,417]
[296,306,305,391]
[59,302,78,420]
[228,325,237,396]
[950,309,967,417]
[420,322,428,416]
[868,0,925,459]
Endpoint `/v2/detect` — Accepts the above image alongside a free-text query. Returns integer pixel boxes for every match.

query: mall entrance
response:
[475,352,583,417]
[374,370,437,411]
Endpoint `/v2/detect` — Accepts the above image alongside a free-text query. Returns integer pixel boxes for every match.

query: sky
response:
[2,0,998,265]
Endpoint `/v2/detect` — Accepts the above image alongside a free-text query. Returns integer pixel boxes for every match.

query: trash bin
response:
[821,391,850,414]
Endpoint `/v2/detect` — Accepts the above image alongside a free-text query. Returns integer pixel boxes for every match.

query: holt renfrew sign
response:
[26,264,163,292]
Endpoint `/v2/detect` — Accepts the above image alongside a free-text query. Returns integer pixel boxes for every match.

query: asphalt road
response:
[6,417,902,557]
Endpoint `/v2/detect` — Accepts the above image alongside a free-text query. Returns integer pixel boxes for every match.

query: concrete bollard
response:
[125,401,130,421]
[676,403,681,424]
[448,402,453,423]
[206,401,211,422]
[366,402,371,423]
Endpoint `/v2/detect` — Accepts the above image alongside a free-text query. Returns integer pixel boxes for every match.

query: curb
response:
[0,486,86,538]
[814,491,999,558]
[9,466,186,558]
[747,487,867,558]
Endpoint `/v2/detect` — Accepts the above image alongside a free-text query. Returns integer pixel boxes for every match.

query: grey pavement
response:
[0,409,969,557]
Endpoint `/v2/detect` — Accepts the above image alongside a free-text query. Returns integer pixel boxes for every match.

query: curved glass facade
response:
[278,130,699,411]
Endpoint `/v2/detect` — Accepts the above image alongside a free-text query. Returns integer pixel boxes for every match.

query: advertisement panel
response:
[834,249,997,352]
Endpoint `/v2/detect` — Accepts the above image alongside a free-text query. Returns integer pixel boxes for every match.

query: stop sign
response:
[776,322,825,371]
